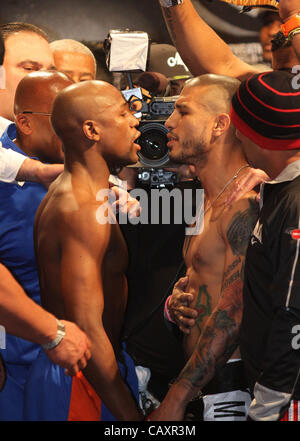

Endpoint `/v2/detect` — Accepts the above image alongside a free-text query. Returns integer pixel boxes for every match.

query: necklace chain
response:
[204,164,250,214]
[183,164,250,257]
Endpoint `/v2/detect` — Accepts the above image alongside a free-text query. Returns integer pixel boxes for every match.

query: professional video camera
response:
[104,30,178,188]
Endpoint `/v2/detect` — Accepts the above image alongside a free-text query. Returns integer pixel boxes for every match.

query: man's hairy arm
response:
[0,262,58,342]
[160,0,256,80]
[0,263,91,374]
[149,197,258,420]
[59,206,141,421]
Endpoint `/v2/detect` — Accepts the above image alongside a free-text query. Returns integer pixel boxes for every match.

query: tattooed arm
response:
[149,196,258,421]
[159,0,256,80]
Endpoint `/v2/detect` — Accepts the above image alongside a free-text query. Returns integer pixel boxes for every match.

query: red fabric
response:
[68,371,101,421]
[280,400,299,421]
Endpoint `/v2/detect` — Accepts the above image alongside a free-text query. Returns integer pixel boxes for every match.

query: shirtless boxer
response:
[23,80,143,421]
[148,74,258,421]
[156,1,300,203]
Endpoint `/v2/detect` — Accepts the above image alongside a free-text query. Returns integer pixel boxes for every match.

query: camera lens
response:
[137,122,169,167]
[141,132,167,159]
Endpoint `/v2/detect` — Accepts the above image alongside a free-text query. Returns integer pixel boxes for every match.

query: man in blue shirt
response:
[0,70,74,420]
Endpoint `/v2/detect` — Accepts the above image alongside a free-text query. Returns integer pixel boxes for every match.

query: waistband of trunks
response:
[202,359,249,396]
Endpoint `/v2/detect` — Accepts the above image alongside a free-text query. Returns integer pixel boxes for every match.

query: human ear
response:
[82,120,101,142]
[212,113,231,137]
[15,114,32,135]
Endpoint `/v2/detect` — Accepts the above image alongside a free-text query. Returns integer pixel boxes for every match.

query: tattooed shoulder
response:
[226,197,259,256]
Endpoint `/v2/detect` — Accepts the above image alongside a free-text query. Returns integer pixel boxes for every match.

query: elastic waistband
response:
[203,360,249,396]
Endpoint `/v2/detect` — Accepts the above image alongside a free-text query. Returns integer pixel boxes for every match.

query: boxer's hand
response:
[145,385,187,421]
[44,321,91,376]
[168,276,198,334]
[225,168,269,205]
[278,0,300,22]
[110,185,141,219]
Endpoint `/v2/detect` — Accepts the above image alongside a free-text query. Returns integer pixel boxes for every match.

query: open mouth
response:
[167,135,178,149]
[167,132,178,144]
[133,130,141,141]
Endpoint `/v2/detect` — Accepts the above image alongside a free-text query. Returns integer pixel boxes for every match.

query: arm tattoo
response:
[221,270,240,292]
[178,233,247,389]
[226,198,259,256]
[195,285,212,334]
[223,256,241,280]
[178,287,240,388]
[164,8,178,45]
[179,309,238,388]
[177,200,257,390]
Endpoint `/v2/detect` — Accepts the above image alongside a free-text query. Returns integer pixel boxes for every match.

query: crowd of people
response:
[0,0,300,422]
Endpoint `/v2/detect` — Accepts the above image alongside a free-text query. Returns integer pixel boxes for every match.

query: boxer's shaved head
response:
[165,74,242,166]
[184,74,240,114]
[51,80,124,143]
[51,80,140,166]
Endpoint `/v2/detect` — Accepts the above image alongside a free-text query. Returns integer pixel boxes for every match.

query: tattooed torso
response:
[182,193,259,361]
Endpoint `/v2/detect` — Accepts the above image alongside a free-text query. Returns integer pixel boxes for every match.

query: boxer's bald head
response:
[51,80,119,139]
[14,70,73,163]
[52,80,141,167]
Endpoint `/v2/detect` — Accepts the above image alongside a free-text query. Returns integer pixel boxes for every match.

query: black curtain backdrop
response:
[0,0,262,45]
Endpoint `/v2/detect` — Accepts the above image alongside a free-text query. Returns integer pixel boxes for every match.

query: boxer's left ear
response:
[82,120,101,141]
[212,113,231,137]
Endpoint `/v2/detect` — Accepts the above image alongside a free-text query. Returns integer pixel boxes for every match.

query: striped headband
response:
[230,70,300,150]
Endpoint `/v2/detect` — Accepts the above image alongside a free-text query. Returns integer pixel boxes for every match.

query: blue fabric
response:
[101,343,139,421]
[23,344,139,421]
[23,348,72,421]
[0,124,46,420]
